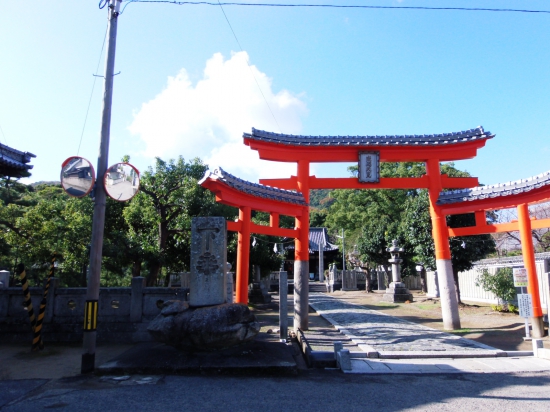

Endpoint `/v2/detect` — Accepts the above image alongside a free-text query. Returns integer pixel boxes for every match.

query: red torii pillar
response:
[235,206,251,304]
[294,160,310,331]
[517,203,544,336]
[426,159,461,330]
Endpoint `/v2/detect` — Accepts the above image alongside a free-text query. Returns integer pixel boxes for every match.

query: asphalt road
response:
[2,370,550,411]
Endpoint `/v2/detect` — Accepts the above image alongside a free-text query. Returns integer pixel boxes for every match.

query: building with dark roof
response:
[284,227,339,279]
[0,142,36,178]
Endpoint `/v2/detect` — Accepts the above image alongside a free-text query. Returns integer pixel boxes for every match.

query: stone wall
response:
[0,276,189,344]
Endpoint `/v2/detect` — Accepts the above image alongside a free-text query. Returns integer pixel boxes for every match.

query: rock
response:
[147,300,260,350]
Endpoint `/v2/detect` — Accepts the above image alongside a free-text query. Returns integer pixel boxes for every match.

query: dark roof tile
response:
[0,142,36,177]
[285,227,339,254]
[437,170,550,205]
[199,167,308,206]
[244,126,494,147]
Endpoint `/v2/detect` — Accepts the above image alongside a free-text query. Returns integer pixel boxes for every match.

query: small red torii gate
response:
[438,171,550,337]
[199,168,307,304]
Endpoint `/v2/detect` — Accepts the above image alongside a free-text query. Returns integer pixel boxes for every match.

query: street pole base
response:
[81,353,95,374]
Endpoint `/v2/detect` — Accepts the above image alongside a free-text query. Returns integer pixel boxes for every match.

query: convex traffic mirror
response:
[104,162,140,202]
[60,156,96,198]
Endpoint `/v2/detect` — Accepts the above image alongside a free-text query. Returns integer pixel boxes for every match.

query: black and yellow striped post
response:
[83,300,98,332]
[81,298,99,373]
[33,252,57,351]
[16,263,41,351]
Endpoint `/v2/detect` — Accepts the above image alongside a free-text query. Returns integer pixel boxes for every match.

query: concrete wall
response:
[0,276,189,344]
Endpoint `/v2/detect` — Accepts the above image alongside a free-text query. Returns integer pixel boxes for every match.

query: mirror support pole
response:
[81,0,121,374]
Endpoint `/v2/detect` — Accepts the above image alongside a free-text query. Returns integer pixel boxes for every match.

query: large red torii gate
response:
[199,168,307,304]
[438,170,550,337]
[243,126,493,331]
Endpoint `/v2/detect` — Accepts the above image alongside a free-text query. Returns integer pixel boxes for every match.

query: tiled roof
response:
[199,167,307,206]
[309,227,339,253]
[0,143,36,178]
[437,170,550,205]
[244,126,493,147]
[285,227,339,254]
[471,252,550,267]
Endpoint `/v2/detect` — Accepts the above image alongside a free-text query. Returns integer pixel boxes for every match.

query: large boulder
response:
[147,300,260,350]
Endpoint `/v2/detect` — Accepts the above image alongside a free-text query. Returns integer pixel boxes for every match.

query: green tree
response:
[137,156,237,286]
[0,176,36,273]
[329,162,424,276]
[325,161,495,300]
[403,189,496,303]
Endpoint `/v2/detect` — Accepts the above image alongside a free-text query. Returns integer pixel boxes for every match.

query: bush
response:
[508,304,519,314]
[476,267,516,308]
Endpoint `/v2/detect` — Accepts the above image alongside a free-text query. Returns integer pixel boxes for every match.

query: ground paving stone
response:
[308,293,499,354]
[348,357,550,374]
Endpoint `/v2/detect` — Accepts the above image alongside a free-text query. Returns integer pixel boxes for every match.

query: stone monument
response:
[189,217,227,306]
[148,217,259,350]
[381,240,413,303]
[341,270,358,291]
[248,265,271,304]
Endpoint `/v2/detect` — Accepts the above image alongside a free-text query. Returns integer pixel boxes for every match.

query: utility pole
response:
[81,0,122,374]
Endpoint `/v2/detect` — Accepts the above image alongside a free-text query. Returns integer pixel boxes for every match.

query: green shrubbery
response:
[476,267,518,313]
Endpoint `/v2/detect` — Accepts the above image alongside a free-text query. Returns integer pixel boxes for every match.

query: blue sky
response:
[1,0,549,187]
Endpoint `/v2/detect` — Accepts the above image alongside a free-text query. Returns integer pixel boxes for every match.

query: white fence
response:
[426,255,550,308]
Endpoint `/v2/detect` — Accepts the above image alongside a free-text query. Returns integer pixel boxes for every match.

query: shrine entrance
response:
[201,126,494,332]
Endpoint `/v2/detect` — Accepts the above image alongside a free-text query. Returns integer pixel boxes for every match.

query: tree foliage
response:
[0,156,237,287]
[128,156,237,286]
[475,267,516,305]
[323,162,495,301]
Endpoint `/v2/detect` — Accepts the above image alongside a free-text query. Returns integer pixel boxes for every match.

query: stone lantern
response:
[382,240,413,303]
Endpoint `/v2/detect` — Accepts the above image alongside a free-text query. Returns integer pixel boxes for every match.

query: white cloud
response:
[128,51,308,182]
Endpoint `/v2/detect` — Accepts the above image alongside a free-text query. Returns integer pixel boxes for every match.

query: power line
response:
[216,1,283,133]
[0,124,8,145]
[77,24,109,156]
[125,1,550,14]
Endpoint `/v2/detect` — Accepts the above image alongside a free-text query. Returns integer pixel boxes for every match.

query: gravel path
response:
[308,293,501,356]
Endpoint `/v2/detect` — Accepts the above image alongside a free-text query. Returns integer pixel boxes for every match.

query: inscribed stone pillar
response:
[279,271,288,341]
[226,270,234,304]
[189,217,227,307]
